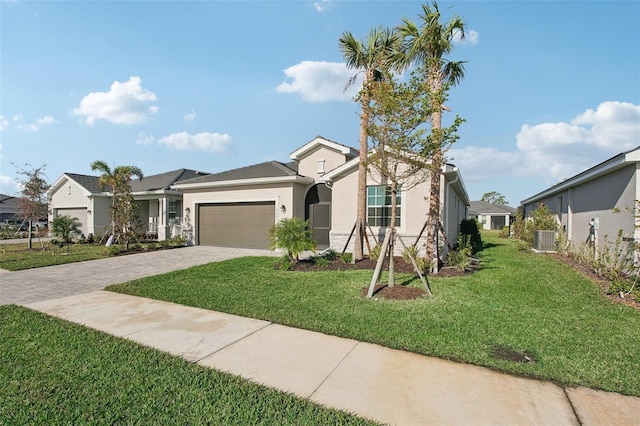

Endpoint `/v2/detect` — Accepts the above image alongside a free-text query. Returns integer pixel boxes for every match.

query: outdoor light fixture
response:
[280,204,286,214]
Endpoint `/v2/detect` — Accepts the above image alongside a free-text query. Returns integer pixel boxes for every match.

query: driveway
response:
[0,246,277,305]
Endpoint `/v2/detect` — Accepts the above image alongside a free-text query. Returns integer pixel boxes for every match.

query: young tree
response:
[269,217,316,263]
[364,67,462,291]
[396,2,467,271]
[14,163,48,249]
[481,191,508,205]
[339,27,399,262]
[90,161,143,249]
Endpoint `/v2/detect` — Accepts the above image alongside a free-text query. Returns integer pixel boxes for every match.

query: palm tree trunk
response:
[355,82,371,262]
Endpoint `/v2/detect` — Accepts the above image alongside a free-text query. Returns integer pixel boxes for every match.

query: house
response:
[468,201,516,230]
[174,135,471,255]
[520,146,640,250]
[0,193,19,223]
[47,169,209,240]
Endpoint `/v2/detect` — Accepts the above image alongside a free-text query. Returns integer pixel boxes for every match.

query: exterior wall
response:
[329,167,433,256]
[443,181,467,245]
[90,196,111,236]
[180,182,302,245]
[49,178,92,234]
[297,145,348,184]
[523,164,638,251]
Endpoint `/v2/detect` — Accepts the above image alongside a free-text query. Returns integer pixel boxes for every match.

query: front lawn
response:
[0,305,374,425]
[108,232,640,397]
[0,241,176,271]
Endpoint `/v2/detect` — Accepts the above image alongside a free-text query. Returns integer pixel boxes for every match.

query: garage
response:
[198,202,275,249]
[55,208,88,235]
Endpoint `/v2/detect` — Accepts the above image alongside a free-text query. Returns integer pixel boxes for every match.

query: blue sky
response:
[1,0,639,206]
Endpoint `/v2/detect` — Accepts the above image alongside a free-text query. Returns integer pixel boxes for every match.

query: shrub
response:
[107,245,121,256]
[369,244,382,261]
[313,256,330,268]
[51,215,81,246]
[402,244,426,273]
[498,226,510,238]
[323,248,337,261]
[268,217,316,263]
[275,254,293,271]
[340,253,353,264]
[147,242,158,250]
[459,219,482,253]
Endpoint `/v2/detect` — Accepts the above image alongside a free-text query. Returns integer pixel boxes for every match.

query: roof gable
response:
[131,169,209,192]
[289,135,358,161]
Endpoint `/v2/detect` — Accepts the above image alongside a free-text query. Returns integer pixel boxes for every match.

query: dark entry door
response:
[310,203,331,249]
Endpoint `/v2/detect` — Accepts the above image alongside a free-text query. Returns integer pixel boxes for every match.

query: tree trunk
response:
[426,73,444,273]
[389,182,398,287]
[355,79,371,262]
[27,219,33,250]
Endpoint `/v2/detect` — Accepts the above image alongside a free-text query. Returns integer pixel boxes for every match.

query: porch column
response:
[158,197,169,241]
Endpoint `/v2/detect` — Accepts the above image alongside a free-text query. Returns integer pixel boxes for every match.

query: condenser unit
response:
[534,230,556,251]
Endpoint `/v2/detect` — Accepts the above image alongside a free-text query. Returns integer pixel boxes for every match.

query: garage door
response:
[56,208,88,235]
[198,202,275,249]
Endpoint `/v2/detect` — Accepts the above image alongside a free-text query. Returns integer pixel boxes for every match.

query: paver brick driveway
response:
[0,246,277,305]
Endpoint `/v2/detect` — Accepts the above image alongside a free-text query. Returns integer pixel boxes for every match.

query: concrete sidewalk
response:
[25,291,640,426]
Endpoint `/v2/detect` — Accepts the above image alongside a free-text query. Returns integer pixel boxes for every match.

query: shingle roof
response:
[130,169,209,192]
[64,173,107,193]
[176,161,299,185]
[468,201,517,216]
[0,193,18,207]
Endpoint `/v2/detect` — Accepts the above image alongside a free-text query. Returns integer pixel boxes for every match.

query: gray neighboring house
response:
[521,146,640,250]
[468,201,516,230]
[0,193,18,223]
[47,169,209,240]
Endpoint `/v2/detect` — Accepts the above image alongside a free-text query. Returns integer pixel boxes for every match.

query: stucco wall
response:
[91,196,111,236]
[181,182,309,245]
[329,167,436,255]
[523,164,638,249]
[50,178,90,209]
[297,145,349,183]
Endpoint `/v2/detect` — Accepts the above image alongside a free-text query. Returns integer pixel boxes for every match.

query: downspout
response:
[444,169,460,247]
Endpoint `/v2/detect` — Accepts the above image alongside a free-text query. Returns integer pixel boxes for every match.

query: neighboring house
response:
[174,135,471,255]
[521,146,640,250]
[0,193,18,223]
[47,169,209,240]
[468,201,516,230]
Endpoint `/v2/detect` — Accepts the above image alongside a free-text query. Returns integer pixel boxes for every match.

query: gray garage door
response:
[198,202,275,249]
[56,208,88,235]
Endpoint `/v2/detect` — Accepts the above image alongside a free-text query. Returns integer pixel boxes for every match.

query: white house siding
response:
[90,196,111,236]
[180,182,306,246]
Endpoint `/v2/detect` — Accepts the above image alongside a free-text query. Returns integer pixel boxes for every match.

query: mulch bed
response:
[285,256,473,300]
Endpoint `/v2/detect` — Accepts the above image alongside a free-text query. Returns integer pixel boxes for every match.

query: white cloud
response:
[0,175,17,195]
[276,61,359,102]
[313,0,332,12]
[12,113,22,122]
[157,131,231,152]
[453,29,479,46]
[72,76,158,125]
[0,116,8,131]
[18,115,57,132]
[183,109,196,121]
[451,101,640,185]
[136,131,154,145]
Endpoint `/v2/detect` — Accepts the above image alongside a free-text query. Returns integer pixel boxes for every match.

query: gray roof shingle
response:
[468,201,517,216]
[176,161,299,185]
[130,169,209,192]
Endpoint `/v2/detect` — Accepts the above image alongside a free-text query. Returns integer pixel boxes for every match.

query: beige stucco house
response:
[468,201,516,230]
[174,136,470,255]
[521,146,640,250]
[47,169,208,240]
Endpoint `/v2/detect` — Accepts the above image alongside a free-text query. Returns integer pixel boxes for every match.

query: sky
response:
[1,0,639,207]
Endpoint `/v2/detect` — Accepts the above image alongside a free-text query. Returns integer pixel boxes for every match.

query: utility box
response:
[534,230,556,251]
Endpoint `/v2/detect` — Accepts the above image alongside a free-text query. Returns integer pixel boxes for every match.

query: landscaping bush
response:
[268,217,316,262]
[402,244,426,273]
[459,219,482,252]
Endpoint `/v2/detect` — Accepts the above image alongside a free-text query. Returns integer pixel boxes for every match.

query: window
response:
[317,159,325,173]
[168,201,178,221]
[367,185,401,227]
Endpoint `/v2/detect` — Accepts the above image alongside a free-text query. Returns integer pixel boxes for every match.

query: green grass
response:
[109,232,640,397]
[0,305,375,425]
[0,242,166,271]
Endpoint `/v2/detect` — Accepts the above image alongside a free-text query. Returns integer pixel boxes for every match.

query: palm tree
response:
[339,26,398,261]
[90,161,143,241]
[396,1,467,270]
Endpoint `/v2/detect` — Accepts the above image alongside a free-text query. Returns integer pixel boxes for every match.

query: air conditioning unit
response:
[534,230,556,251]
